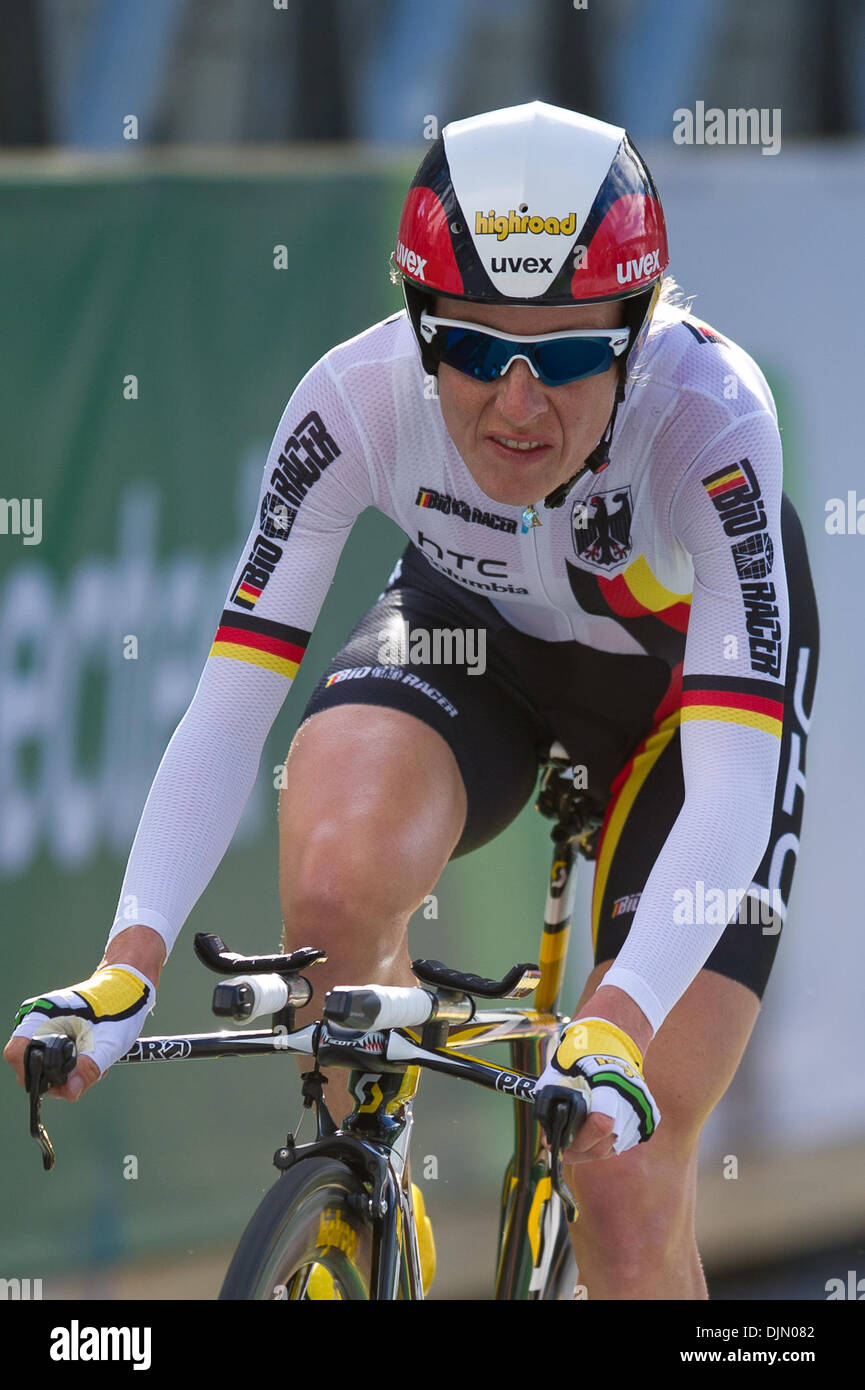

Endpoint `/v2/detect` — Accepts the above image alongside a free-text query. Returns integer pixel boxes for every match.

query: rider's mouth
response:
[487,435,553,459]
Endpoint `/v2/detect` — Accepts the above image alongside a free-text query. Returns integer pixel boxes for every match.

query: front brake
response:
[23,1034,76,1171]
[535,1084,588,1223]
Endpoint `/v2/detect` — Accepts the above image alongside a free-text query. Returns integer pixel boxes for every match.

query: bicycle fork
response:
[285,1058,424,1299]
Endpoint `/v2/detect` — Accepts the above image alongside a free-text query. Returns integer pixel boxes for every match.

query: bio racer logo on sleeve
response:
[231,410,340,610]
[701,457,782,677]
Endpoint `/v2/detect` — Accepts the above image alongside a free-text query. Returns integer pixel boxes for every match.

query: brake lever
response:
[23,1036,76,1172]
[535,1086,588,1224]
[547,1098,581,1223]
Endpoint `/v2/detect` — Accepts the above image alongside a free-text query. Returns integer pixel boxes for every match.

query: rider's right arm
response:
[6,357,374,1092]
[103,357,373,963]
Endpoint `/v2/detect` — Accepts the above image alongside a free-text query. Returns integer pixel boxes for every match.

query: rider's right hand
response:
[535,1016,660,1159]
[4,965,156,1102]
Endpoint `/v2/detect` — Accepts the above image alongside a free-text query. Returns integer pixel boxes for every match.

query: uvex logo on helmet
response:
[474,210,578,241]
[616,249,661,285]
[394,239,427,281]
[489,256,553,274]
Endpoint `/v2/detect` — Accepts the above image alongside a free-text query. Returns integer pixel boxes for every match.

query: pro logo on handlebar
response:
[494,1071,536,1099]
[124,1038,192,1061]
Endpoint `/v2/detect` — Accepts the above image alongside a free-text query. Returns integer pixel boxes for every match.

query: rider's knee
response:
[568,1141,697,1271]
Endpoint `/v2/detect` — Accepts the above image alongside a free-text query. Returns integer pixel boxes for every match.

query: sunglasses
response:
[419,311,630,387]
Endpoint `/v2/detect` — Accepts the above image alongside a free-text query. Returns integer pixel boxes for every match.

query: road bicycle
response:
[23,746,600,1300]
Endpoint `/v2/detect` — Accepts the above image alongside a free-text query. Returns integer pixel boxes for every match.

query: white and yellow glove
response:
[537,1016,660,1155]
[12,966,156,1077]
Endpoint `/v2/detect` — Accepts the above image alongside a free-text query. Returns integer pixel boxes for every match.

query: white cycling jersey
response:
[107,301,788,1034]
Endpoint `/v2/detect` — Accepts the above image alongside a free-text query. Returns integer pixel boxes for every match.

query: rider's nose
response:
[492,359,549,425]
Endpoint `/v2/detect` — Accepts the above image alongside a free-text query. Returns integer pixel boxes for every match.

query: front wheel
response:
[220,1157,376,1300]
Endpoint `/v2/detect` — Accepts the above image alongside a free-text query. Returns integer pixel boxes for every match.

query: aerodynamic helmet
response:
[393,100,669,382]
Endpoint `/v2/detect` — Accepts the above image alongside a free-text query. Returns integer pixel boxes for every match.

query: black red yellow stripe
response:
[234,580,263,607]
[591,675,784,944]
[683,318,727,347]
[681,674,783,739]
[208,609,310,680]
[566,554,691,668]
[597,554,691,633]
[702,462,748,499]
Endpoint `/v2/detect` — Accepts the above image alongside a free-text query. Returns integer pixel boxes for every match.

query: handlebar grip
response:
[212,973,293,1022]
[324,986,434,1031]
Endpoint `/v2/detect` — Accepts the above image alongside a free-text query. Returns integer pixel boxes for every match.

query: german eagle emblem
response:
[572,487,633,570]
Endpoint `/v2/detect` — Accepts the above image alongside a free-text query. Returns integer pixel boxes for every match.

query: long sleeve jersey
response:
[107,301,787,1035]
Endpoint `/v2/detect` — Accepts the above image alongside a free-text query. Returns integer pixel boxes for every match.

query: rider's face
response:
[434,295,625,508]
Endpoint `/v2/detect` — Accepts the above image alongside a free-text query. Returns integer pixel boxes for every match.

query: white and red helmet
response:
[395,101,669,378]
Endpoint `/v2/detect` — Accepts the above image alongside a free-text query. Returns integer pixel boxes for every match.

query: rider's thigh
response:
[278,704,467,942]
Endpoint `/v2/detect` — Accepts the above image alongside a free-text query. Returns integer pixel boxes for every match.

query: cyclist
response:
[6,101,818,1300]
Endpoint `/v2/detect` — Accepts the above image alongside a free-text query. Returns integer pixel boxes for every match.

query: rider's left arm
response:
[579,410,788,1046]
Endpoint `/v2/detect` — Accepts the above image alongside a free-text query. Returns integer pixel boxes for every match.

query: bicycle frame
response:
[108,760,590,1299]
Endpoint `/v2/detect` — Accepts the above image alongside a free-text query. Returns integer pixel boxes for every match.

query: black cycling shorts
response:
[300,494,819,1001]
